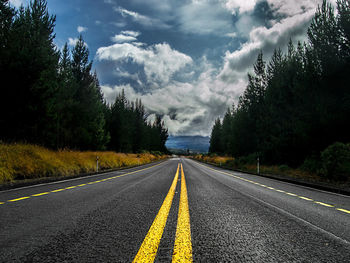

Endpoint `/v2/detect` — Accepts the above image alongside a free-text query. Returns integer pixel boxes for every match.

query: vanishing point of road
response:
[0,158,349,262]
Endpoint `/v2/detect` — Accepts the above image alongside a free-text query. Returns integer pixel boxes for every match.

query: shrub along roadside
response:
[0,143,168,184]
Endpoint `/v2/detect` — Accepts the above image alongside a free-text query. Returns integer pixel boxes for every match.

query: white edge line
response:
[185,158,350,246]
[189,159,350,199]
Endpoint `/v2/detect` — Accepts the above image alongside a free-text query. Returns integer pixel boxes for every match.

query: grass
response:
[0,143,167,184]
[193,154,234,166]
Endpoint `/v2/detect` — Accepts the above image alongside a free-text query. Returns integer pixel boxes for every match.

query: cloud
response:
[111,31,140,43]
[9,0,24,8]
[267,0,324,17]
[96,0,326,136]
[115,7,171,29]
[219,7,315,83]
[224,0,257,14]
[177,0,234,35]
[121,30,140,37]
[100,58,241,136]
[111,35,137,43]
[68,37,88,47]
[96,42,192,86]
[77,26,88,33]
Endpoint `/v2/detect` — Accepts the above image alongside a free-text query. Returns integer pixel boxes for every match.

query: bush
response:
[301,154,322,174]
[234,153,258,168]
[321,142,350,181]
[278,165,290,172]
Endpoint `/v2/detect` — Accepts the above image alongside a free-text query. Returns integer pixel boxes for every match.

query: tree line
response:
[209,0,350,172]
[0,0,168,153]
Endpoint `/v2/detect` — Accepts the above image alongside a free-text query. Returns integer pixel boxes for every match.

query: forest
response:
[0,0,168,153]
[209,0,350,180]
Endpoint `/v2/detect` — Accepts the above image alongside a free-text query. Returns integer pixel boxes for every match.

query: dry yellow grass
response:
[192,154,234,166]
[0,143,167,184]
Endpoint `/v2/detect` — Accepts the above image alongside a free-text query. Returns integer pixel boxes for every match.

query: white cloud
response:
[101,58,240,136]
[96,42,192,86]
[225,32,237,38]
[224,0,257,14]
[219,8,316,84]
[77,26,88,33]
[111,30,141,43]
[115,7,171,29]
[121,31,140,38]
[111,34,137,43]
[9,0,25,8]
[68,37,88,47]
[267,0,325,17]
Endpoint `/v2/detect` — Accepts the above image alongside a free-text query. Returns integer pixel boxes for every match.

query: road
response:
[0,158,349,262]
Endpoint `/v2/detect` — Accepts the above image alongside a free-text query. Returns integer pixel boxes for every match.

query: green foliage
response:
[209,118,223,154]
[301,155,322,174]
[106,91,168,153]
[209,0,350,180]
[0,0,169,153]
[278,165,290,172]
[321,142,350,180]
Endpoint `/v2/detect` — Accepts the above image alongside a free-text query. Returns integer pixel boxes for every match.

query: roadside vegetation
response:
[193,144,350,189]
[0,0,169,184]
[208,0,350,184]
[0,0,168,153]
[0,143,167,184]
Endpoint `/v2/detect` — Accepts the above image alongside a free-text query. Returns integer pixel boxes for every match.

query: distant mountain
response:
[166,136,210,153]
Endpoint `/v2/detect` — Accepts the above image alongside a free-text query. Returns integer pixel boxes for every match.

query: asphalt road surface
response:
[0,158,349,262]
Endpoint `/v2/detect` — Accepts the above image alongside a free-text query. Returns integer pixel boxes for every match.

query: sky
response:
[9,0,337,136]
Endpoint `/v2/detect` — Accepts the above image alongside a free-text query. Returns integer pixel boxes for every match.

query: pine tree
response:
[70,35,108,150]
[209,118,223,154]
[1,0,59,145]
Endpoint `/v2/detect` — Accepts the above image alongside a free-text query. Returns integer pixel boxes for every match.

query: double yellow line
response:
[133,163,192,262]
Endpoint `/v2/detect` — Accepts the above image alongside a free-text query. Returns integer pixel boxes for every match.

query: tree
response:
[70,35,108,150]
[221,107,233,154]
[0,0,59,145]
[209,0,350,169]
[209,118,223,154]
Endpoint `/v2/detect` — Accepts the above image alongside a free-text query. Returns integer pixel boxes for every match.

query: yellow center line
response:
[337,208,350,214]
[314,201,334,208]
[0,202,5,204]
[65,186,77,189]
[77,184,86,186]
[133,164,180,263]
[286,192,297,196]
[299,196,313,201]
[8,196,30,202]
[51,189,65,193]
[32,192,50,197]
[173,163,193,262]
